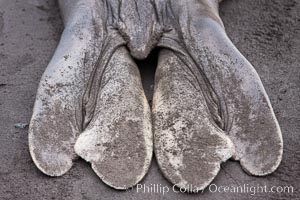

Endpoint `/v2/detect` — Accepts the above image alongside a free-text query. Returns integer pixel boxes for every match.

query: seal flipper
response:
[181,17,283,175]
[75,47,152,189]
[28,1,105,176]
[153,49,234,191]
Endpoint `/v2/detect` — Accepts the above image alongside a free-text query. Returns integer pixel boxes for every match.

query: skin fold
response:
[29,0,283,191]
[29,0,153,189]
[154,0,282,191]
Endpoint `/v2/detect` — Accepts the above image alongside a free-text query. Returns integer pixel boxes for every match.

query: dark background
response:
[0,0,299,199]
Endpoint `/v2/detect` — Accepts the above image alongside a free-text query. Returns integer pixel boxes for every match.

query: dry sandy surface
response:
[0,0,299,199]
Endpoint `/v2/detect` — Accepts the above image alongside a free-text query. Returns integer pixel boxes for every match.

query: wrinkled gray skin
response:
[28,0,283,192]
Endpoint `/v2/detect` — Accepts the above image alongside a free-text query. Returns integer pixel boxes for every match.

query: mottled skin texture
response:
[115,0,164,60]
[29,0,153,189]
[153,0,282,191]
[28,0,283,192]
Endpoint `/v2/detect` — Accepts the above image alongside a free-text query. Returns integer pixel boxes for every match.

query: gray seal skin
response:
[29,0,153,189]
[28,0,283,192]
[115,0,164,60]
[153,0,283,191]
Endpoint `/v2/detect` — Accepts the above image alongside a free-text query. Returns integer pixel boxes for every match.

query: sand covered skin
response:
[0,0,299,199]
[27,0,283,192]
